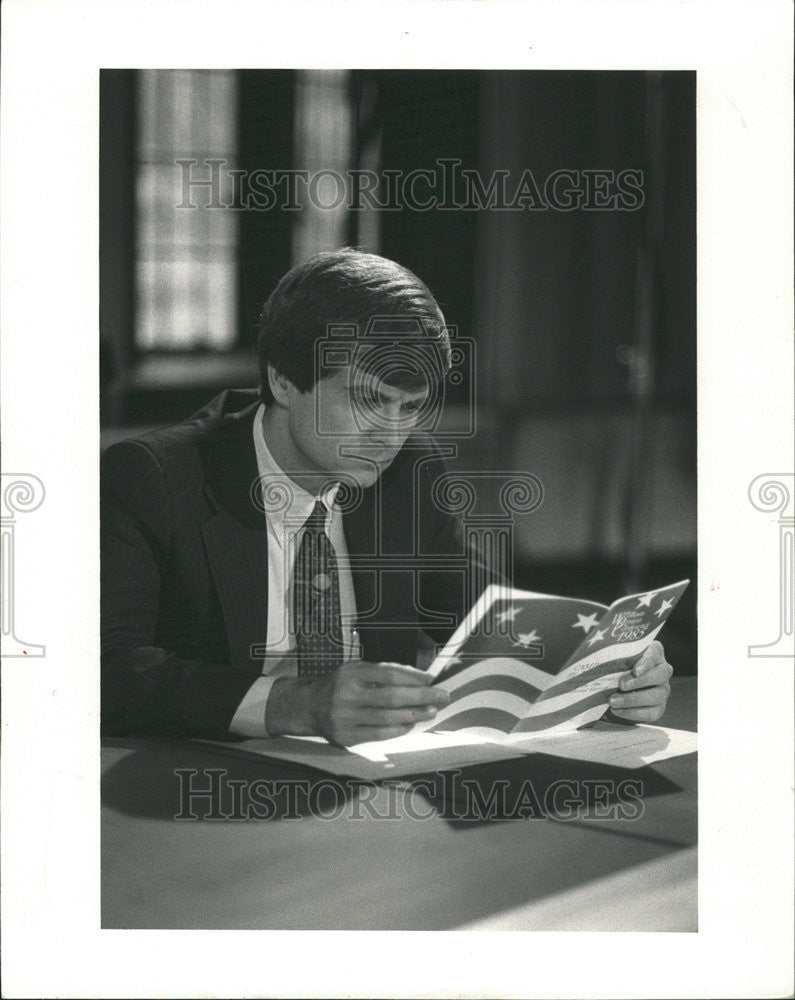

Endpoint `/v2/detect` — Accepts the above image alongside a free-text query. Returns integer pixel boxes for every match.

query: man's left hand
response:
[608,640,674,723]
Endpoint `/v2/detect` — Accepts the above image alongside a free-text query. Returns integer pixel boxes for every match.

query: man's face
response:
[280,365,429,488]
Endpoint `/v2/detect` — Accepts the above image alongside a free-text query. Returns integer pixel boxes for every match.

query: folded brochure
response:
[412,579,690,742]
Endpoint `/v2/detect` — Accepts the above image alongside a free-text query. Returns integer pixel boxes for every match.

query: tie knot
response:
[305,499,328,534]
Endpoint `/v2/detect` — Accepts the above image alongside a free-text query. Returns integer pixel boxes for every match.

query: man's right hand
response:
[265,660,450,746]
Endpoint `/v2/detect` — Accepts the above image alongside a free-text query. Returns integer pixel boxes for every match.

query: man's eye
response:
[350,394,422,417]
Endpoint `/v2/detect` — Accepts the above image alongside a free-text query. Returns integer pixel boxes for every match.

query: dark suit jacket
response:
[101,389,492,739]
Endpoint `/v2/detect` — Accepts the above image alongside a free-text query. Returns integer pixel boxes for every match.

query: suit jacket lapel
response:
[197,400,421,671]
[200,404,270,672]
[342,483,378,657]
[343,460,419,667]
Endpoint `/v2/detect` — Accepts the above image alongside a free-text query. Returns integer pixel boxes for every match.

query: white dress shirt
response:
[229,404,358,737]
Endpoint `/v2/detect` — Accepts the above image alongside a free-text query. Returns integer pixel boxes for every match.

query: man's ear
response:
[267,364,294,406]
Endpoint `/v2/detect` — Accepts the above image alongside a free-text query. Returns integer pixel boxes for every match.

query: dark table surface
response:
[101,677,697,930]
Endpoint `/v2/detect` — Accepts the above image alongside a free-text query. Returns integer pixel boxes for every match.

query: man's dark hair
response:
[256,248,451,405]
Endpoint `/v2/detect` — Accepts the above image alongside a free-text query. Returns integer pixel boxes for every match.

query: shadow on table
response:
[102,737,685,829]
[404,753,684,830]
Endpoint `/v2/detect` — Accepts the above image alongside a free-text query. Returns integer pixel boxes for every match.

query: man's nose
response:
[365,417,407,447]
[363,402,409,434]
[367,428,406,447]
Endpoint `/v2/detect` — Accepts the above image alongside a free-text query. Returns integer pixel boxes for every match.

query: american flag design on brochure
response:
[413,580,690,741]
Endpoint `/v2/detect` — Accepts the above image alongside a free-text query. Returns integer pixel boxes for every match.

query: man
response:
[101,248,673,745]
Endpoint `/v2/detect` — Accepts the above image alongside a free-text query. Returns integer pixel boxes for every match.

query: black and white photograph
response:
[1,2,792,998]
[98,67,698,930]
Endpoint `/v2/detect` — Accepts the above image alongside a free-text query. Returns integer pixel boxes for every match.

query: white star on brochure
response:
[636,592,655,608]
[496,605,521,624]
[586,627,607,647]
[654,597,675,618]
[514,629,542,648]
[572,612,600,633]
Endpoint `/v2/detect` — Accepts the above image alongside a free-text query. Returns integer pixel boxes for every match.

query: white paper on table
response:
[347,729,520,763]
[200,723,695,778]
[199,729,526,780]
[503,723,697,769]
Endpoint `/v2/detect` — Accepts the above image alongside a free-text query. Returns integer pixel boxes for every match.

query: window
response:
[135,70,238,350]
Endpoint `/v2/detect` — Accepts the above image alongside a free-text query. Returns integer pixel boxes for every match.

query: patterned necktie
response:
[293,499,344,676]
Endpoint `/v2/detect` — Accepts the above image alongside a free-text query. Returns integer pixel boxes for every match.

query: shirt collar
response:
[252,403,341,535]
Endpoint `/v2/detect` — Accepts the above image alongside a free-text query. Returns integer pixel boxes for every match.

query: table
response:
[101,677,696,930]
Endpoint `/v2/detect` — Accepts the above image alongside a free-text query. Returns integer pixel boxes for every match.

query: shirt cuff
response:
[229,675,279,738]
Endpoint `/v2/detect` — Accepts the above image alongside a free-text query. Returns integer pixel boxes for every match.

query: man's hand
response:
[607,640,674,724]
[266,660,450,746]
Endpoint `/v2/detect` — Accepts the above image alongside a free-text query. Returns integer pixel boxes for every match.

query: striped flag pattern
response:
[415,580,689,741]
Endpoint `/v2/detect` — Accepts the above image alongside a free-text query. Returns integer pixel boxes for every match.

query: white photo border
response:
[1,1,792,998]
